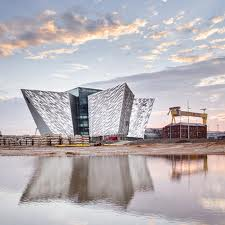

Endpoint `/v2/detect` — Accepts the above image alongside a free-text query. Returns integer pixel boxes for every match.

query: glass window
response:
[79,120,88,127]
[79,115,88,119]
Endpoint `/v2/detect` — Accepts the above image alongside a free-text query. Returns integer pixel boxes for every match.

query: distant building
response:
[144,128,162,139]
[207,131,225,140]
[162,122,207,139]
[22,83,154,138]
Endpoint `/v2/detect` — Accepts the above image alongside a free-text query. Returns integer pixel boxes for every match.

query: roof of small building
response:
[164,122,206,127]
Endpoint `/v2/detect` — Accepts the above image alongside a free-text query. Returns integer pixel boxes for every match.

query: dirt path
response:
[0,142,225,156]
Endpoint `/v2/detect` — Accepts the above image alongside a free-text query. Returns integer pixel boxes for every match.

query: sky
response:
[1,0,225,134]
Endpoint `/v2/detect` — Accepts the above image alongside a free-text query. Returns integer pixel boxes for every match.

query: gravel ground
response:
[0,142,225,156]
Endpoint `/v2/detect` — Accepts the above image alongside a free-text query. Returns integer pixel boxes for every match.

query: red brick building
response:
[162,123,207,139]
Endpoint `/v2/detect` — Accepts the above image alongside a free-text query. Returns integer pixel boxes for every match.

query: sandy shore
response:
[0,142,225,156]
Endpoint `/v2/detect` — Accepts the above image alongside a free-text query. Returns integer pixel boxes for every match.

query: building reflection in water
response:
[166,155,208,180]
[20,155,209,206]
[20,156,154,208]
[18,154,225,225]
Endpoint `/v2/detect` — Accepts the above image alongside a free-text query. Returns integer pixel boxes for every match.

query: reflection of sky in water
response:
[0,155,224,225]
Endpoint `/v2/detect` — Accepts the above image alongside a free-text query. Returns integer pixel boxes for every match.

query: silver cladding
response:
[88,83,134,137]
[22,89,73,136]
[128,98,155,138]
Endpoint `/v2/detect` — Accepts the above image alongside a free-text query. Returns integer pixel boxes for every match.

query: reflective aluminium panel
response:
[128,98,155,138]
[22,89,73,136]
[88,83,134,137]
[119,84,134,135]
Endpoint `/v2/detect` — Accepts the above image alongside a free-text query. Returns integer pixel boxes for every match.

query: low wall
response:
[0,135,89,147]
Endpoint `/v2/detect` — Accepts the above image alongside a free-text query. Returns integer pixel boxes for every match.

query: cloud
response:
[139,41,177,62]
[120,44,131,50]
[197,74,225,87]
[176,18,202,32]
[152,41,177,55]
[152,10,159,16]
[176,11,185,20]
[25,47,78,60]
[0,10,147,57]
[148,6,159,17]
[38,9,57,21]
[178,48,194,54]
[0,92,17,103]
[50,63,89,80]
[151,24,159,30]
[163,11,184,26]
[97,57,103,62]
[0,96,11,101]
[194,26,225,41]
[0,23,7,38]
[163,18,174,25]
[149,31,170,40]
[144,64,153,69]
[43,10,57,16]
[210,37,225,44]
[69,63,89,70]
[211,15,225,25]
[170,52,212,63]
[139,54,158,62]
[50,73,71,79]
[210,113,225,121]
[0,90,10,102]
[177,43,225,57]
[157,41,177,50]
[209,93,222,102]
[211,44,225,50]
[177,44,210,54]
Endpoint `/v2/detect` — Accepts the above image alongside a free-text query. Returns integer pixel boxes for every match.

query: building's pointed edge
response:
[21,89,52,135]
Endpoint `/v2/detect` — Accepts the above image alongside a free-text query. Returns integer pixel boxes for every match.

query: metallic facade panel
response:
[88,83,134,137]
[128,98,155,138]
[119,85,134,135]
[22,89,73,136]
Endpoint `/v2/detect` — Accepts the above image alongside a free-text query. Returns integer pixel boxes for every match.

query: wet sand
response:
[0,142,225,156]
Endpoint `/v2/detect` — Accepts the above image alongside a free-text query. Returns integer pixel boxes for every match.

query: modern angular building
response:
[88,83,134,137]
[22,83,154,138]
[21,87,101,136]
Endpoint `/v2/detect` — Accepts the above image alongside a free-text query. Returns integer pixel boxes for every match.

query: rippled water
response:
[0,154,225,225]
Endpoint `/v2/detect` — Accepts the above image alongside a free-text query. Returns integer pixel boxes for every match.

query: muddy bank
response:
[0,142,225,156]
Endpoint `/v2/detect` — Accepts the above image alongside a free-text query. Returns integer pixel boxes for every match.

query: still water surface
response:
[0,155,225,225]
